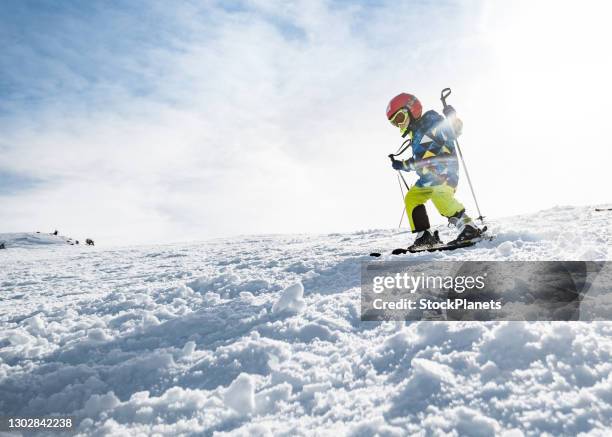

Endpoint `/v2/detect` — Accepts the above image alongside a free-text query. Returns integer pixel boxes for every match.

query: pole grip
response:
[440,87,452,108]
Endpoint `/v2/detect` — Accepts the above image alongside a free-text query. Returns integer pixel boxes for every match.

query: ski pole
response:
[389,154,410,228]
[440,88,485,223]
[389,154,411,191]
[397,174,406,228]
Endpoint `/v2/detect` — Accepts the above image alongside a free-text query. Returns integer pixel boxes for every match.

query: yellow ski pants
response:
[404,184,465,232]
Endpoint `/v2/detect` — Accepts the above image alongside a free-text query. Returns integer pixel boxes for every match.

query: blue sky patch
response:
[0,169,43,195]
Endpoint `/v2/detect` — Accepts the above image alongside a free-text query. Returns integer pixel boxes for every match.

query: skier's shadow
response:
[442,261,604,321]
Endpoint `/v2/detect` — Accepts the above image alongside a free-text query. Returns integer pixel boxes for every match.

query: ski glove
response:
[451,118,463,136]
[391,158,415,172]
[443,104,463,136]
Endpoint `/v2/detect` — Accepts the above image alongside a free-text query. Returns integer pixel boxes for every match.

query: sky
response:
[1,0,611,246]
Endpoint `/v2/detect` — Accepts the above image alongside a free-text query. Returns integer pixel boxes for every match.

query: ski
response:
[369,240,474,257]
[404,235,484,253]
[370,227,492,257]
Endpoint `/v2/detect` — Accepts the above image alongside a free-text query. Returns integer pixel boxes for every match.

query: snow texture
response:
[0,205,611,436]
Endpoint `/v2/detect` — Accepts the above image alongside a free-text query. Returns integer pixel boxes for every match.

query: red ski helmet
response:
[386,93,422,121]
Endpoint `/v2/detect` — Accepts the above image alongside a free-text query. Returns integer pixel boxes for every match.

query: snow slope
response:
[0,205,611,436]
[0,232,79,249]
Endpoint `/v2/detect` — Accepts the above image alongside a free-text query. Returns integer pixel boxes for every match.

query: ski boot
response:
[408,229,442,251]
[449,224,482,245]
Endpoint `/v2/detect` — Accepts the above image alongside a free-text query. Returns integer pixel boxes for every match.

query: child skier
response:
[386,92,481,250]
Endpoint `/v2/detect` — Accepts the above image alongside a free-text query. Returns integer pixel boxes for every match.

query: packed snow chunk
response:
[224,373,256,415]
[480,361,499,382]
[7,329,34,346]
[446,406,500,437]
[84,391,120,418]
[187,272,240,294]
[242,279,272,293]
[578,246,607,260]
[240,291,255,302]
[182,341,196,357]
[388,358,456,416]
[297,322,334,342]
[496,241,513,257]
[348,417,405,437]
[187,273,272,299]
[254,382,292,414]
[203,291,221,305]
[300,382,332,399]
[478,322,541,370]
[411,358,455,384]
[141,313,160,328]
[272,282,306,314]
[24,315,46,334]
[87,328,112,342]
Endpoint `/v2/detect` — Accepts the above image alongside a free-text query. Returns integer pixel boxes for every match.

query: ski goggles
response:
[389,108,409,127]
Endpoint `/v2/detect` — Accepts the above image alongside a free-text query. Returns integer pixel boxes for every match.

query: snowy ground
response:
[0,205,611,436]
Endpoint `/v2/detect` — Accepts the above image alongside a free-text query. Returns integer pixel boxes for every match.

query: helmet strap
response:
[400,108,415,137]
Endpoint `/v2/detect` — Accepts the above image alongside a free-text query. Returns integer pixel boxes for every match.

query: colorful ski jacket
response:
[400,110,460,188]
